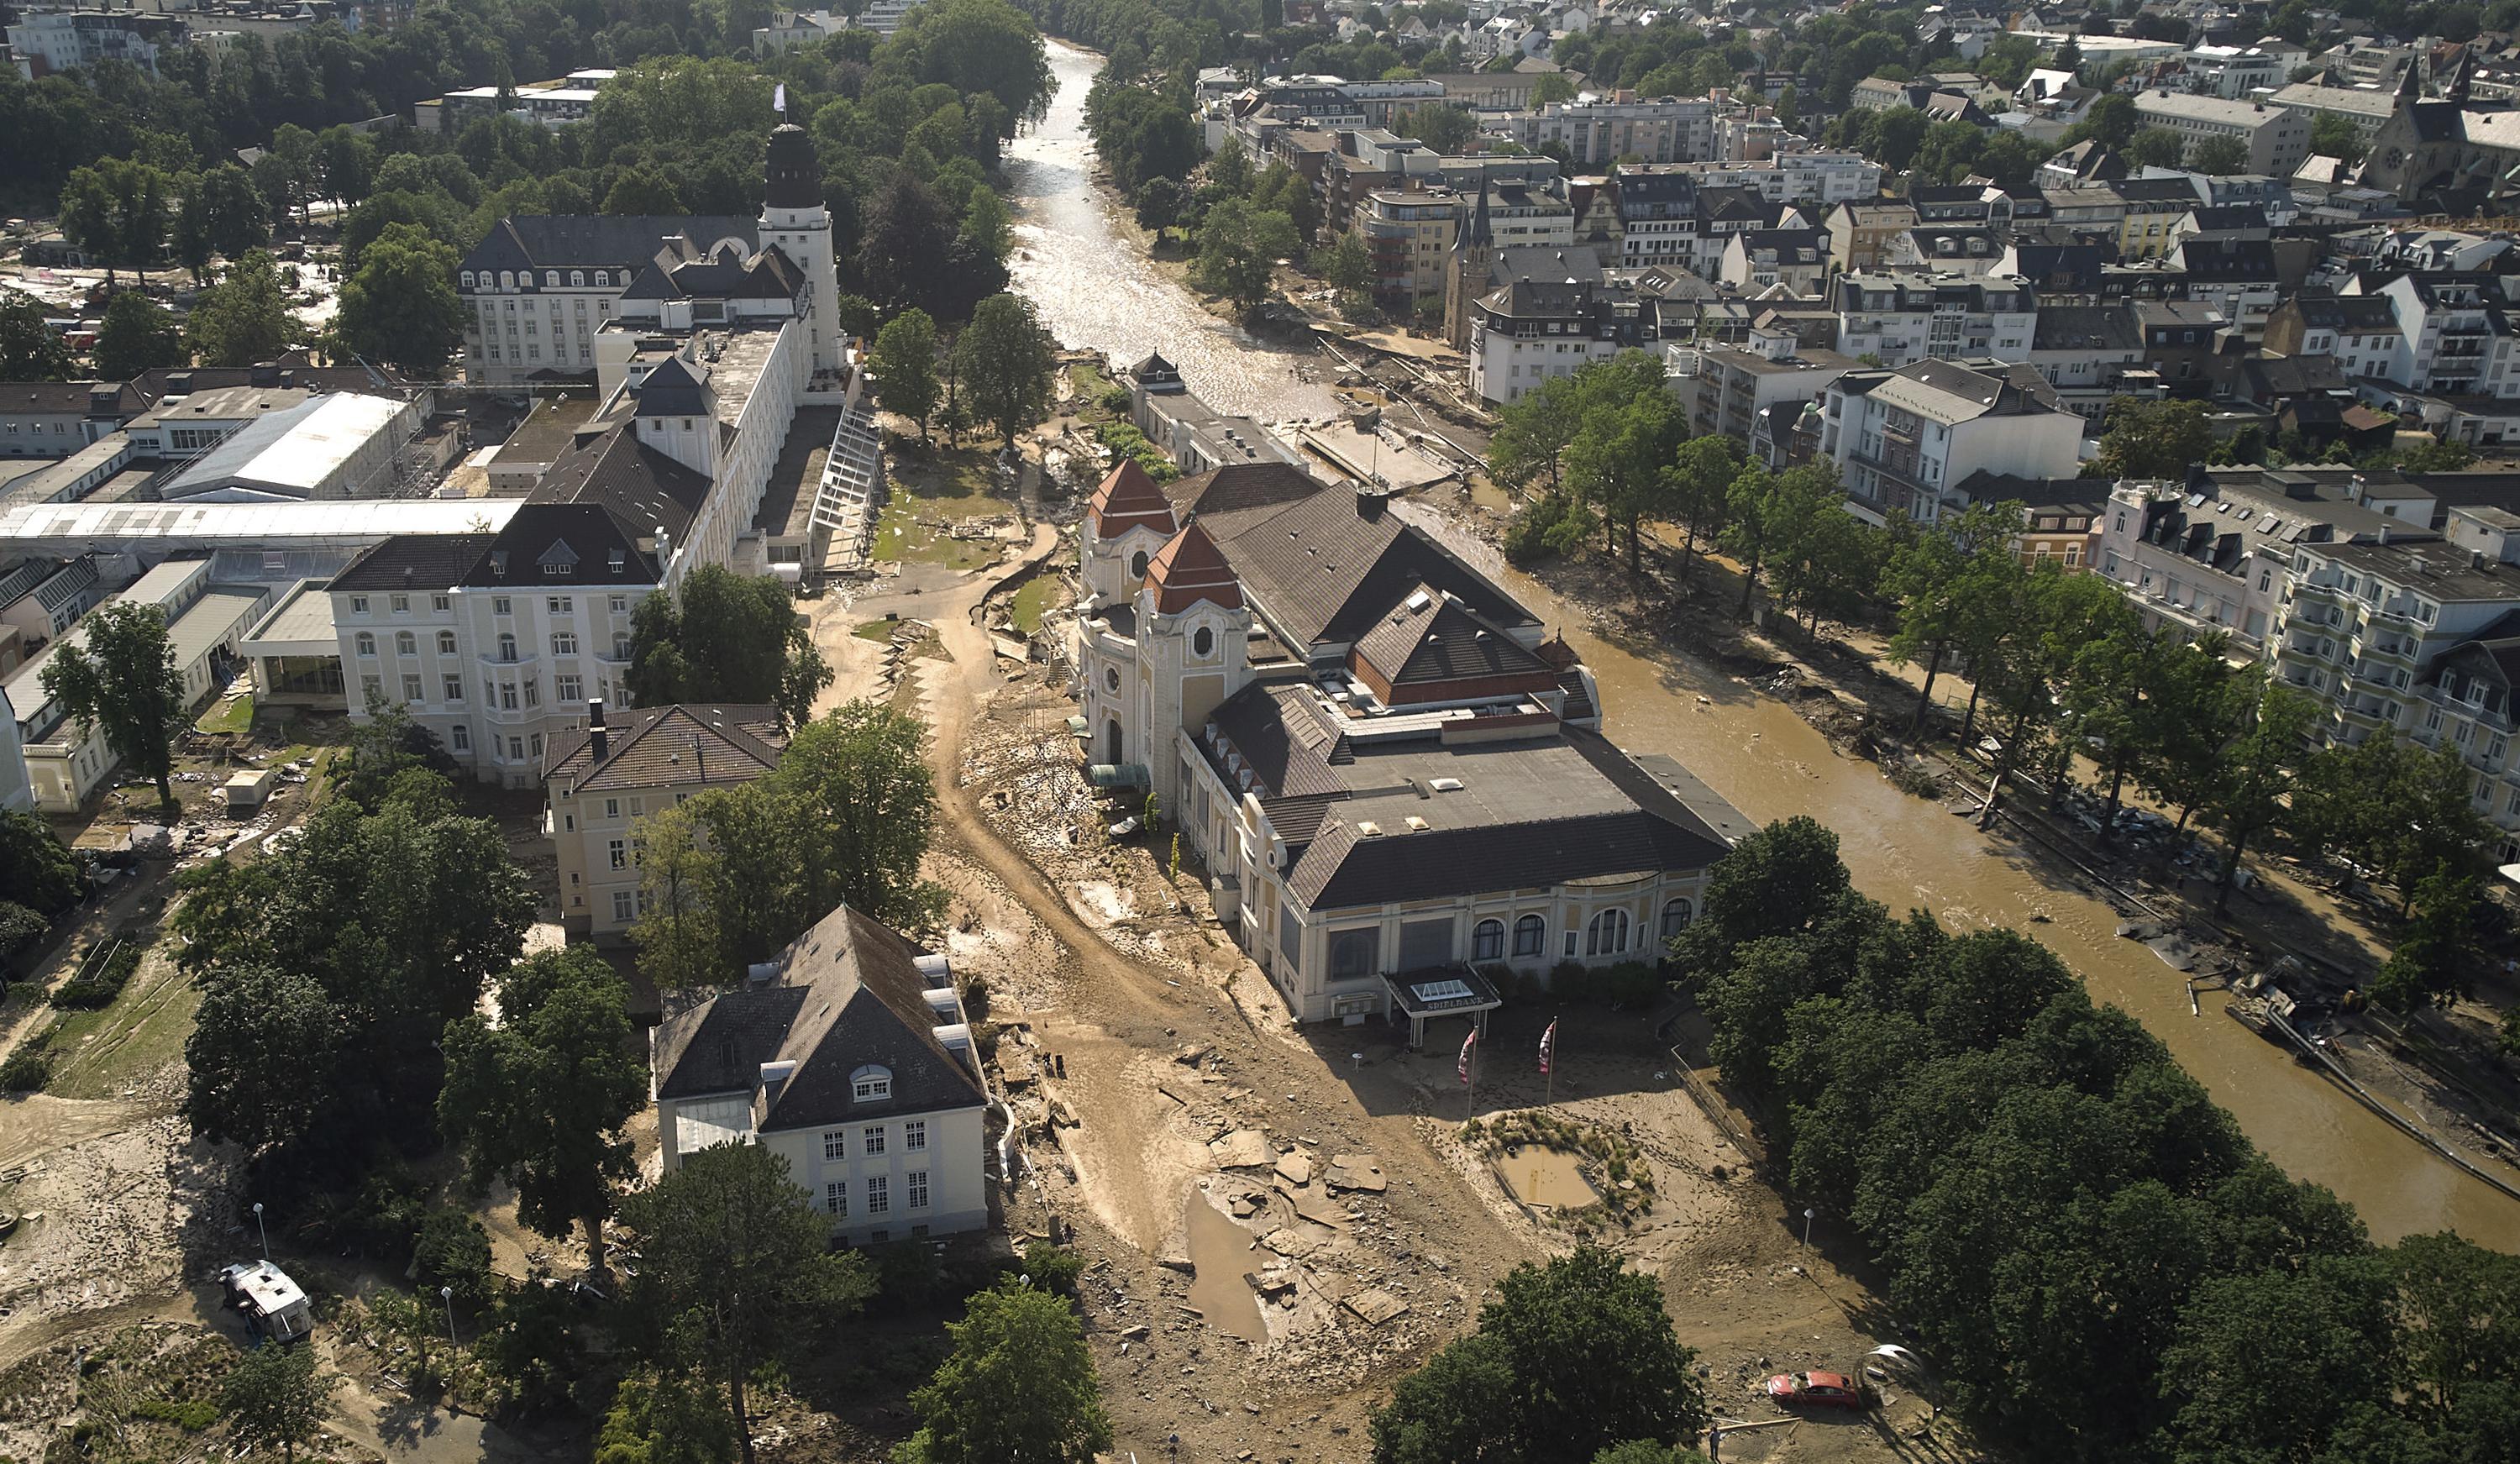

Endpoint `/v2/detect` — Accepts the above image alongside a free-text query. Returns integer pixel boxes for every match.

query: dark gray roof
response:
[463,215,759,278]
[331,532,501,592]
[2032,304,2140,352]
[543,703,788,793]
[1352,588,1558,692]
[652,905,987,1127]
[1171,472,1539,652]
[531,424,710,545]
[465,502,659,588]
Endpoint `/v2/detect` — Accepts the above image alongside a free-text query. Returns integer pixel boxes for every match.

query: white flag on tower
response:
[774,82,788,116]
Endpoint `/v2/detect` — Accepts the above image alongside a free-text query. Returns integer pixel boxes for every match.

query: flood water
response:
[1496,1146,1600,1210]
[999,40,2520,1251]
[1004,41,1346,423]
[1183,1192,1268,1341]
[1465,529,2520,1251]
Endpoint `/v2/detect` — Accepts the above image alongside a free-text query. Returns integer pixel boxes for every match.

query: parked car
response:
[1764,1371,1871,1409]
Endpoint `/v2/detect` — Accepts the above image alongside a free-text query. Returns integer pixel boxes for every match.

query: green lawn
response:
[42,941,201,1099]
[854,617,901,641]
[195,691,254,734]
[1010,576,1061,636]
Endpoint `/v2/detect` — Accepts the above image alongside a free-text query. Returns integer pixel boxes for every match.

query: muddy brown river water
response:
[1000,40,2520,1250]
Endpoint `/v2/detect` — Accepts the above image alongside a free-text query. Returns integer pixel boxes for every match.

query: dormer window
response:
[595,270,610,286]
[851,1065,892,1101]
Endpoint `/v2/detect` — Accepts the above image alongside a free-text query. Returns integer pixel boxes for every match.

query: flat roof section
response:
[240,577,339,656]
[166,586,270,668]
[0,499,526,557]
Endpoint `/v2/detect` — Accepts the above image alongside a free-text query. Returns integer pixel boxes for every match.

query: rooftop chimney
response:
[1357,486,1387,521]
[588,698,608,761]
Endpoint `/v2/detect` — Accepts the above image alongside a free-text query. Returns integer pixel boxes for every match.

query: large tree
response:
[438,947,648,1260]
[957,291,1054,452]
[39,600,188,810]
[870,307,942,444]
[897,1281,1112,1464]
[59,157,171,288]
[2093,398,2214,480]
[1370,1246,1707,1464]
[0,809,85,914]
[619,1144,874,1464]
[186,249,297,368]
[627,565,832,730]
[174,798,534,1162]
[333,222,465,375]
[1882,501,2024,733]
[2195,683,2320,913]
[93,289,187,379]
[0,295,74,383]
[221,1341,341,1464]
[1194,197,1299,317]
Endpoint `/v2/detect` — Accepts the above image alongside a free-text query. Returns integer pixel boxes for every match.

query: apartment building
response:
[1830,273,2038,368]
[1819,359,2083,526]
[1361,189,1464,308]
[1667,153,1883,207]
[2267,533,2520,861]
[542,702,789,936]
[1498,95,1719,165]
[2263,286,2407,380]
[1467,278,1661,403]
[7,10,189,79]
[1686,327,1858,444]
[2129,92,2312,178]
[1824,201,1918,275]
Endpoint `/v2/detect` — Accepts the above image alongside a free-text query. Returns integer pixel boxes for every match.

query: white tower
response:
[1134,520,1252,811]
[762,123,844,378]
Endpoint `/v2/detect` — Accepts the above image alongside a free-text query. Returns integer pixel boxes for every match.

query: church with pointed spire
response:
[2357,45,2520,206]
[1071,457,1741,1029]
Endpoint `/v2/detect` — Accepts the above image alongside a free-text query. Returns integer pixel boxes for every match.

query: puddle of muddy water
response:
[1184,1192,1268,1341]
[1495,1146,1599,1210]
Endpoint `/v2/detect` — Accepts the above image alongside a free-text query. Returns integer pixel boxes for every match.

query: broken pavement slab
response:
[1210,1129,1274,1168]
[1342,1288,1410,1326]
[1278,1181,1352,1228]
[1273,1150,1314,1186]
[1324,1154,1387,1193]
[1262,1225,1330,1259]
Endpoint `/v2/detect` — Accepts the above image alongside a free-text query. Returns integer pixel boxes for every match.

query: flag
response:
[774,82,788,115]
[1539,1019,1557,1076]
[1457,1027,1478,1085]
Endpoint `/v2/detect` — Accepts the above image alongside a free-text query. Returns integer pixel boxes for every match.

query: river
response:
[1001,39,2520,1250]
[1005,39,1345,423]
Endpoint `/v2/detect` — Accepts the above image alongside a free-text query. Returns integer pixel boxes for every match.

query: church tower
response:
[763,123,844,378]
[1134,520,1252,810]
[1444,181,1496,351]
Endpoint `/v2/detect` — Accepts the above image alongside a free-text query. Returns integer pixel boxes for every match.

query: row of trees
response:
[865,292,1059,451]
[1680,816,2520,1461]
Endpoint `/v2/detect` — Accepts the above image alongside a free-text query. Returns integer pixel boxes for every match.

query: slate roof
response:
[462,215,759,278]
[651,905,987,1128]
[1351,586,1557,694]
[330,533,501,592]
[633,357,717,419]
[1168,470,1538,652]
[543,704,788,794]
[2032,304,2141,353]
[1280,726,1732,910]
[530,424,711,545]
[0,382,109,413]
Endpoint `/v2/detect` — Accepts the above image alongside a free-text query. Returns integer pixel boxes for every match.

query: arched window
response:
[1512,914,1546,957]
[1193,626,1215,657]
[394,631,417,655]
[850,1065,892,1100]
[1472,919,1504,962]
[460,271,475,288]
[438,631,458,655]
[1586,908,1630,957]
[570,270,585,286]
[1660,898,1693,942]
[354,632,376,656]
[544,270,559,286]
[498,632,517,662]
[594,270,609,286]
[1131,549,1150,580]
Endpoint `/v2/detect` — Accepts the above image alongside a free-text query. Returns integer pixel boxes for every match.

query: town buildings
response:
[652,904,991,1245]
[1830,274,2039,368]
[2130,91,2313,178]
[1819,358,2085,525]
[1069,457,1740,1028]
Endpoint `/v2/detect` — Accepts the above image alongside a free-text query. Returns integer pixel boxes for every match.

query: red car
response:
[1763,1371,1871,1409]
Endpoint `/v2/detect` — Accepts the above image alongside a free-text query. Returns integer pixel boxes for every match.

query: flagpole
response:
[1546,1012,1557,1107]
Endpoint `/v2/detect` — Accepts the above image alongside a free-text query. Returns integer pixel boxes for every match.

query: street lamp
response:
[1802,1207,1816,1251]
[440,1285,457,1347]
[251,1202,267,1259]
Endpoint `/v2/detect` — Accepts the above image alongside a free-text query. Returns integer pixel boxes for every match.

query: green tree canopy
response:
[186,249,297,368]
[220,1341,341,1464]
[896,1281,1112,1464]
[39,600,188,810]
[333,222,465,375]
[620,1144,875,1464]
[957,291,1055,451]
[439,946,648,1257]
[1194,197,1299,317]
[0,295,74,383]
[94,289,187,379]
[627,566,833,730]
[870,307,942,443]
[2094,398,2215,480]
[1371,1246,1707,1464]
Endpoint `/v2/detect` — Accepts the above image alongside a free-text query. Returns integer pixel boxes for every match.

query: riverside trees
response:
[1677,817,2520,1461]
